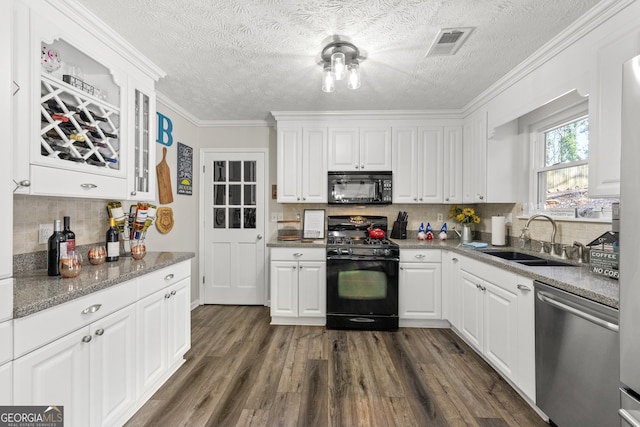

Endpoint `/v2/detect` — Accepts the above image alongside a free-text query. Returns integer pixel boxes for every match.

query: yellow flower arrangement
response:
[448,205,480,224]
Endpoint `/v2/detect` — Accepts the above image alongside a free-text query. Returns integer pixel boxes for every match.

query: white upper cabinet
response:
[589,25,640,198]
[392,126,443,203]
[462,110,487,203]
[443,126,463,204]
[11,0,163,200]
[277,126,328,203]
[328,126,391,171]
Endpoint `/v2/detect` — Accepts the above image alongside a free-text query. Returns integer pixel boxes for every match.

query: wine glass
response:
[60,252,83,278]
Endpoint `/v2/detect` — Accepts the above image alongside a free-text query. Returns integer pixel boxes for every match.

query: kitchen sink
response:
[482,250,578,267]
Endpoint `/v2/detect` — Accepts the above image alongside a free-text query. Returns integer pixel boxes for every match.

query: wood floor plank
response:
[126,306,547,427]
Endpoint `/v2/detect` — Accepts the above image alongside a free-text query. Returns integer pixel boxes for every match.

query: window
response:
[529,99,616,218]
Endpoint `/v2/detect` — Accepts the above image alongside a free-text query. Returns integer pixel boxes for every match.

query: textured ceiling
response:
[77,0,601,122]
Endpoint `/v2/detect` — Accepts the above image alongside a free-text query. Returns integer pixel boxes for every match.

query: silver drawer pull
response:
[165,273,175,281]
[171,290,176,295]
[82,335,92,343]
[517,284,531,292]
[81,304,102,315]
[165,293,171,299]
[95,328,105,336]
[293,253,303,257]
[415,254,426,259]
[80,183,98,189]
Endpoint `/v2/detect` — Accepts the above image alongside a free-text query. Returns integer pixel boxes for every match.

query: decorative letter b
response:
[157,112,173,146]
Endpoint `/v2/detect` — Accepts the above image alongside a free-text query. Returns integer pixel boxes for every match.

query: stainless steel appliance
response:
[535,281,619,427]
[328,171,392,205]
[326,215,399,330]
[620,54,640,425]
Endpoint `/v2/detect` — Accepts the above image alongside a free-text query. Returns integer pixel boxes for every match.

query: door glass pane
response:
[214,185,226,205]
[229,161,241,182]
[244,184,256,205]
[214,161,226,182]
[230,208,241,228]
[229,185,241,205]
[214,208,226,228]
[244,208,256,229]
[244,161,256,182]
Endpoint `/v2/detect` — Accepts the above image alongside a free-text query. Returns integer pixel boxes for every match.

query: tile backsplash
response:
[13,195,110,254]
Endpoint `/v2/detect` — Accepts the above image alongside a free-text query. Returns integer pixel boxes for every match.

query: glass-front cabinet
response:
[12,0,163,200]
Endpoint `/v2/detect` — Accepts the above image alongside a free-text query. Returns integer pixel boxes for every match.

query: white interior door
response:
[202,151,265,305]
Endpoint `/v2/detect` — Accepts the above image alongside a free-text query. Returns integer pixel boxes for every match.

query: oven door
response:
[326,257,399,330]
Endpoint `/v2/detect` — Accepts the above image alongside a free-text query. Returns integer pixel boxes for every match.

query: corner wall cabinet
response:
[12,0,163,200]
[270,248,326,325]
[462,110,488,203]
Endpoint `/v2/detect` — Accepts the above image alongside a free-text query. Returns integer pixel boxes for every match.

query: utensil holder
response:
[390,221,407,239]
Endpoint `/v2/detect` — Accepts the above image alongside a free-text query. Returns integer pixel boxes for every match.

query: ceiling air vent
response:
[426,27,475,57]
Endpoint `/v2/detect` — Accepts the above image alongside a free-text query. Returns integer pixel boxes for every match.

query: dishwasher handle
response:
[620,409,640,427]
[537,291,619,333]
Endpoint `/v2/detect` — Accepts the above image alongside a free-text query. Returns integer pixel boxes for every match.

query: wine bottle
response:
[107,201,126,233]
[106,217,120,262]
[78,110,107,123]
[134,202,149,230]
[63,216,76,253]
[47,219,67,276]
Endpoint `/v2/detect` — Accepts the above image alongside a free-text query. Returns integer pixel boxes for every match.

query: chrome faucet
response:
[520,214,558,254]
[573,241,589,263]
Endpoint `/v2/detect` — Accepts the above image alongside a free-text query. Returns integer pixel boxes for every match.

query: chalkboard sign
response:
[177,142,193,195]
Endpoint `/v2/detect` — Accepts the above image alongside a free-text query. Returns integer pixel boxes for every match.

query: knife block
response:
[390,221,407,239]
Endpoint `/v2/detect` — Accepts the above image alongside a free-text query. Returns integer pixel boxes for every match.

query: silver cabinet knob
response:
[293,253,302,257]
[415,254,426,259]
[257,234,263,240]
[95,328,105,336]
[171,290,176,295]
[82,335,92,343]
[452,257,458,262]
[479,195,484,200]
[165,293,171,299]
[292,266,297,269]
[130,190,137,196]
[165,273,175,281]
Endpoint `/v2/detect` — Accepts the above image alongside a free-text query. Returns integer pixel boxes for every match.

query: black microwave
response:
[328,171,392,205]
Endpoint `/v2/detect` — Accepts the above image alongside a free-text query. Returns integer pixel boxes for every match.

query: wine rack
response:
[40,73,120,171]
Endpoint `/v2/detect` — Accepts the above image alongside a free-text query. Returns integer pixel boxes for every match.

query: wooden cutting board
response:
[156,146,173,204]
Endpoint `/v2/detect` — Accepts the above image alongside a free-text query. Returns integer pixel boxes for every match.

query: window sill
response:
[516,215,612,224]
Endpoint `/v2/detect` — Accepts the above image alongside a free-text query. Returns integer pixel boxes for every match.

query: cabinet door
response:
[136,290,168,393]
[360,126,392,171]
[459,270,483,350]
[399,262,442,320]
[328,128,359,171]
[483,281,518,382]
[417,127,443,203]
[298,261,326,317]
[443,126,463,204]
[301,127,328,203]
[167,278,191,368]
[392,127,418,203]
[442,252,461,329]
[0,362,12,405]
[277,127,302,202]
[270,261,298,317]
[14,327,91,427]
[127,78,157,201]
[463,111,487,203]
[91,304,136,427]
[515,276,535,401]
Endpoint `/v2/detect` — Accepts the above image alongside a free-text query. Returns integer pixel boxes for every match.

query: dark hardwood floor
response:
[125,305,547,427]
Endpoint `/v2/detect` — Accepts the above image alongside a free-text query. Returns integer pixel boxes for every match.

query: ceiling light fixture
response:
[321,40,361,93]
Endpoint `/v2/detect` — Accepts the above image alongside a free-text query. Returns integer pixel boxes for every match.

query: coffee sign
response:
[589,249,619,279]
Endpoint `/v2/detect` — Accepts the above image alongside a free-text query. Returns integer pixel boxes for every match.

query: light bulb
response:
[331,51,345,80]
[322,64,335,93]
[347,61,361,90]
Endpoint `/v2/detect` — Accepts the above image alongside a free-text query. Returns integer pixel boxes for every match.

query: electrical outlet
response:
[270,213,279,223]
[277,212,284,221]
[437,213,444,222]
[39,223,53,244]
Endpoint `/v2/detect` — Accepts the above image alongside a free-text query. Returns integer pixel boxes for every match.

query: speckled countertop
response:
[269,238,619,309]
[13,251,195,318]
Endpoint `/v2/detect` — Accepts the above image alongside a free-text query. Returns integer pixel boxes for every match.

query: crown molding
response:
[270,110,463,122]
[462,0,636,116]
[157,92,272,127]
[51,0,166,81]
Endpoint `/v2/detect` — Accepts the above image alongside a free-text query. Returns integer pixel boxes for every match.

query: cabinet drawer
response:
[271,247,326,261]
[30,165,127,199]
[137,261,191,299]
[0,321,12,365]
[460,256,516,292]
[400,249,441,263]
[14,280,136,358]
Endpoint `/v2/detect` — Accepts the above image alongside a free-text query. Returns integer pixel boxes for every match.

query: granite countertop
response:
[268,237,619,309]
[13,251,195,318]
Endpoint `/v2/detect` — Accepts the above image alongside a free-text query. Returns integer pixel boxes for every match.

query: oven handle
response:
[349,317,376,323]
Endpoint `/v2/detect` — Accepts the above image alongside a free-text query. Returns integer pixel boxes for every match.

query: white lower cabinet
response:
[13,304,136,427]
[137,276,191,400]
[455,255,534,401]
[399,249,443,326]
[270,248,326,325]
[0,362,12,405]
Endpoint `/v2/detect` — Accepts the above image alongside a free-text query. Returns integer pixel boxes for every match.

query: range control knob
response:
[384,248,391,257]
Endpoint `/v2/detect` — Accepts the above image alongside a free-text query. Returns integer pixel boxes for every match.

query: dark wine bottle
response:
[47,219,67,276]
[78,110,107,123]
[106,217,120,262]
[63,216,76,254]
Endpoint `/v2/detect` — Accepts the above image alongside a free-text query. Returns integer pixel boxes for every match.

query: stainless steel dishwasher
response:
[535,281,619,427]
